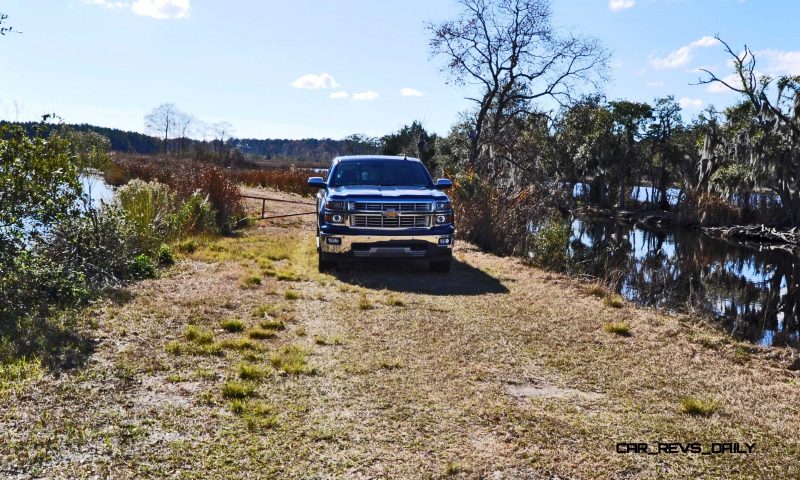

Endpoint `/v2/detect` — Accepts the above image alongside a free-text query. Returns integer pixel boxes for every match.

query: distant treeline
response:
[2,121,383,165]
[6,121,162,154]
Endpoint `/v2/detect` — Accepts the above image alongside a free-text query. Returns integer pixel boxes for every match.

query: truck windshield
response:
[330,160,432,188]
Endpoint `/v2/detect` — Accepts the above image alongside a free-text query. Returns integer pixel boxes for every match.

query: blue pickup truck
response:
[307,155,455,272]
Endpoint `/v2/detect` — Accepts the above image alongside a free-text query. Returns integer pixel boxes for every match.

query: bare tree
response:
[428,0,609,172]
[213,121,233,156]
[174,111,194,154]
[0,12,20,36]
[144,103,178,153]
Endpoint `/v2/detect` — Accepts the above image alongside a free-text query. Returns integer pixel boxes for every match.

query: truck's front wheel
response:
[318,251,336,272]
[429,259,451,273]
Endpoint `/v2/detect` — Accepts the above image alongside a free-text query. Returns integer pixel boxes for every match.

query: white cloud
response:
[290,73,339,89]
[609,0,635,11]
[352,91,379,101]
[131,0,190,19]
[400,87,424,97]
[329,91,348,99]
[650,36,719,69]
[646,80,664,87]
[757,49,800,76]
[679,97,704,110]
[83,0,128,9]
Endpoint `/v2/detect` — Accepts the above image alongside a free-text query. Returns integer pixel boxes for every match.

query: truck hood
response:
[329,185,448,200]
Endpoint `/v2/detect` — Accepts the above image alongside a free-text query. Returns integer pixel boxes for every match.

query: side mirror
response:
[435,178,453,190]
[308,177,326,189]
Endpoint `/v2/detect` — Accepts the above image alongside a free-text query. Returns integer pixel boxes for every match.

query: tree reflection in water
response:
[569,218,800,347]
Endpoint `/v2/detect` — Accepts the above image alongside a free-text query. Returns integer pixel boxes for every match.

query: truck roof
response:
[332,155,422,165]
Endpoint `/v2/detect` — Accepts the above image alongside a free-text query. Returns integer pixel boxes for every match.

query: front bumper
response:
[319,233,454,259]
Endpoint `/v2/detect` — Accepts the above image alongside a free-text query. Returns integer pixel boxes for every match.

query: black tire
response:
[318,251,336,273]
[429,259,452,273]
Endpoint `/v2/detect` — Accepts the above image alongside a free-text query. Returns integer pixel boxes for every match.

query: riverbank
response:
[2,190,799,479]
[576,204,800,250]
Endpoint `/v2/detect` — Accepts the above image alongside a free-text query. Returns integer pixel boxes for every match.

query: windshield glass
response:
[330,160,432,187]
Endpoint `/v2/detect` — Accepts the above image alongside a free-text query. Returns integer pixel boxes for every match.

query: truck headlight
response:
[435,214,453,224]
[325,200,345,210]
[435,200,451,211]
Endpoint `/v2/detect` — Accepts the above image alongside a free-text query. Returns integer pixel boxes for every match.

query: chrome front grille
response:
[351,202,432,212]
[351,214,430,228]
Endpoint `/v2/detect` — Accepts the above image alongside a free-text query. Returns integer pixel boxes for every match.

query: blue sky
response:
[1,1,798,139]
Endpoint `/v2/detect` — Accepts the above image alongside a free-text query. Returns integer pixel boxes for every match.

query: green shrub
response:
[129,254,156,279]
[528,216,571,271]
[173,192,217,236]
[115,179,176,254]
[157,244,174,265]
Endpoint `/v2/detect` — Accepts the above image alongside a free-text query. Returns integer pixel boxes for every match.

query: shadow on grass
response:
[0,311,96,372]
[333,258,509,296]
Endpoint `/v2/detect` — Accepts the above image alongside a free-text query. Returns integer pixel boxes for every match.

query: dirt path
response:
[2,189,799,479]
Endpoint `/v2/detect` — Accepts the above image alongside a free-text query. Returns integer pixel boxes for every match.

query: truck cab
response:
[307,155,455,272]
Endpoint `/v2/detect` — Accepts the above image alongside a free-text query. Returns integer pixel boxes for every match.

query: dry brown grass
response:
[2,190,799,479]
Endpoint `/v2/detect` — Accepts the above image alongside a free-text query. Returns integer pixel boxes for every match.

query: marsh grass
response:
[680,396,719,416]
[270,345,315,375]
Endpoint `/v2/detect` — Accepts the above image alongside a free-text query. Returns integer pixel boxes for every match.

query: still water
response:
[570,217,800,347]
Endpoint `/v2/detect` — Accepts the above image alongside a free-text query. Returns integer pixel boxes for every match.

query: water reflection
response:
[571,217,800,347]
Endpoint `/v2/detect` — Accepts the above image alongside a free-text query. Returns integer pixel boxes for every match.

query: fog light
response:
[326,237,341,245]
[438,237,451,245]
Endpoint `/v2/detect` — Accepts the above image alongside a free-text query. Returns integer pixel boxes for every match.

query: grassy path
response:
[2,190,799,479]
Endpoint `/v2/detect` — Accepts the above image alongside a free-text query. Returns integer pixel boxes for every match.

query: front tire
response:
[318,251,336,273]
[429,259,451,273]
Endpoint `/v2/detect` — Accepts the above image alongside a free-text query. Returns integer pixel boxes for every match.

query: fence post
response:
[261,198,266,219]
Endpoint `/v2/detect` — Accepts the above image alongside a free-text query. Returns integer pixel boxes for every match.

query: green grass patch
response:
[313,335,344,346]
[220,338,259,351]
[603,322,631,336]
[238,362,273,381]
[386,294,405,307]
[284,289,300,300]
[379,357,403,370]
[259,319,286,330]
[221,381,255,399]
[358,294,373,310]
[220,318,245,332]
[270,344,315,375]
[680,396,719,416]
[165,340,224,356]
[240,274,262,289]
[186,325,214,344]
[247,328,278,340]
[603,295,625,309]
